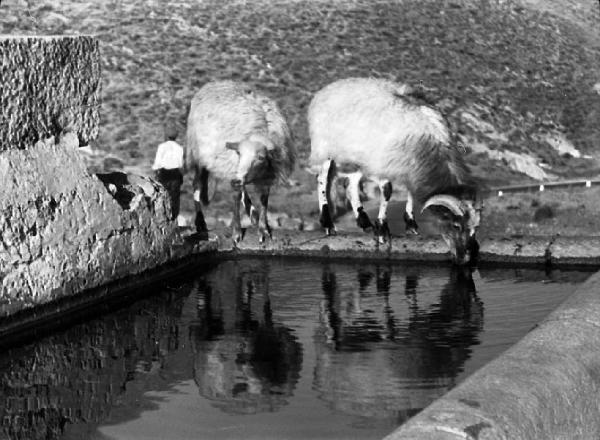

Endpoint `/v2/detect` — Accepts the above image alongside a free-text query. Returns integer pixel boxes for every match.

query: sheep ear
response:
[225,142,239,152]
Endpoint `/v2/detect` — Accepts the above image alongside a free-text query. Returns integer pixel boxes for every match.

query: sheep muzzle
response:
[422,195,480,266]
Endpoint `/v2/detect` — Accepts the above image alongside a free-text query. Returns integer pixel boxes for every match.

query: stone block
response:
[0,133,178,315]
[0,36,100,150]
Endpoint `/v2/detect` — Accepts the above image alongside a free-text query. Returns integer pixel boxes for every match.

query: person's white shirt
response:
[152,140,184,170]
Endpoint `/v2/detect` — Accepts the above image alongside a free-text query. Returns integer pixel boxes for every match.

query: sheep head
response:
[421,195,481,265]
[226,134,276,185]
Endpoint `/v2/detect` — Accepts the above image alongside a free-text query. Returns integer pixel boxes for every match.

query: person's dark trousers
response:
[154,168,183,220]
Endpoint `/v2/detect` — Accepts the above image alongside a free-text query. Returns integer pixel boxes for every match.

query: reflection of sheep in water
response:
[189,260,302,414]
[185,81,296,243]
[314,264,482,421]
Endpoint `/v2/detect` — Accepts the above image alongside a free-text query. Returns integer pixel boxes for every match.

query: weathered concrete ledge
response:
[0,132,218,317]
[384,269,600,440]
[212,230,600,268]
[0,237,218,349]
[0,35,217,320]
[0,35,100,150]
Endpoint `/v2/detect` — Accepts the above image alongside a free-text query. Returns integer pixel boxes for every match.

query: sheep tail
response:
[261,98,296,185]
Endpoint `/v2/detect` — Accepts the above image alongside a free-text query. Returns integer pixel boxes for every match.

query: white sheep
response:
[308,77,481,265]
[185,80,295,243]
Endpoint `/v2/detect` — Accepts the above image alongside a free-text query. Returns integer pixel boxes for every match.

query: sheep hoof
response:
[232,226,245,244]
[374,219,391,243]
[325,227,337,236]
[195,214,208,234]
[319,204,335,230]
[403,213,419,235]
[259,225,272,243]
[356,207,373,231]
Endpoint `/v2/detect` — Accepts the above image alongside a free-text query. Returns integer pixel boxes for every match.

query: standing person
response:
[152,124,184,221]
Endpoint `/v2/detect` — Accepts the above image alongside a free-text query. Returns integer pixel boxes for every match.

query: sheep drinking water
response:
[308,77,480,265]
[185,80,295,243]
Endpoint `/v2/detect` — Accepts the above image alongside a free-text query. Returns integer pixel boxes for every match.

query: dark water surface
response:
[0,259,591,440]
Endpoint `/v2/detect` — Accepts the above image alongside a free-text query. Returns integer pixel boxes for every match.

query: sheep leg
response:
[192,166,208,240]
[344,171,372,231]
[375,180,392,243]
[404,191,419,235]
[318,159,336,235]
[199,167,210,205]
[241,189,259,226]
[257,185,272,243]
[230,180,244,244]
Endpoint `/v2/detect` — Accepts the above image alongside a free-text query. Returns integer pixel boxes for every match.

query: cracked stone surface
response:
[0,36,100,150]
[0,35,217,318]
[0,133,186,316]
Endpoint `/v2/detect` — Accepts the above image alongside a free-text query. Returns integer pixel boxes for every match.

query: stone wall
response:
[0,35,191,316]
[0,36,100,150]
[0,133,180,315]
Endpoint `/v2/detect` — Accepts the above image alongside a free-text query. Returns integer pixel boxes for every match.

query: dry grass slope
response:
[2,0,599,233]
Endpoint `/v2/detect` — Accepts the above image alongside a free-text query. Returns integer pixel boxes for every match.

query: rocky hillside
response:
[2,0,599,187]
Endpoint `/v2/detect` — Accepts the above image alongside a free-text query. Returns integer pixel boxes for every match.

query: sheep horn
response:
[421,195,464,217]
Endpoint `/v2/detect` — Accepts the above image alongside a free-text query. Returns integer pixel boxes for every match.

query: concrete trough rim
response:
[0,242,221,350]
[220,247,600,270]
[212,230,600,268]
